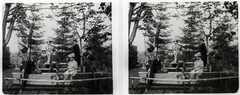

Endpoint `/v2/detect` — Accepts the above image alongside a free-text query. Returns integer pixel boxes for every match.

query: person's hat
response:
[194,52,201,57]
[68,53,75,58]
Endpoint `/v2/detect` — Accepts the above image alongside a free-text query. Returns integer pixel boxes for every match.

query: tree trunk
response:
[128,3,136,35]
[2,4,11,45]
[129,7,144,46]
[3,4,20,48]
[28,28,34,59]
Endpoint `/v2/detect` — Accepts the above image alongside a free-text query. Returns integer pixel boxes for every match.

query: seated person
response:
[176,48,186,71]
[36,50,47,69]
[64,53,78,80]
[50,49,59,72]
[163,49,174,68]
[190,52,204,80]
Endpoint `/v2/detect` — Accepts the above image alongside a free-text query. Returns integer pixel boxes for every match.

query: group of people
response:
[145,39,207,79]
[19,39,97,79]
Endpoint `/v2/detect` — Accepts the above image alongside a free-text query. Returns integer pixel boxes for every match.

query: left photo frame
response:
[2,2,113,94]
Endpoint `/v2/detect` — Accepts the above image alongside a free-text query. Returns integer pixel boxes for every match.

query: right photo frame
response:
[128,1,238,94]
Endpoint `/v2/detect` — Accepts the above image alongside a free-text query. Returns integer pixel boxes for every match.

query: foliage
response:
[176,1,238,66]
[139,2,172,55]
[209,22,238,69]
[14,4,45,53]
[99,2,112,21]
[223,1,238,20]
[48,3,112,66]
[84,24,112,69]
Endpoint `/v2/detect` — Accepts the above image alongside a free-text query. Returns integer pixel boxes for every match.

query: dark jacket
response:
[72,44,81,64]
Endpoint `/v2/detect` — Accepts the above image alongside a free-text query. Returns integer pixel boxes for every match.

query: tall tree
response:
[128,3,148,46]
[48,3,112,64]
[178,3,202,61]
[176,1,238,66]
[139,3,172,56]
[14,4,45,54]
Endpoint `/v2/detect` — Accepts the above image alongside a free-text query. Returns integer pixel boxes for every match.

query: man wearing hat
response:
[198,39,207,67]
[64,53,78,79]
[72,40,81,71]
[190,52,204,79]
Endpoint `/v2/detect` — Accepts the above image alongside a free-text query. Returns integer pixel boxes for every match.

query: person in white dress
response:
[190,52,204,81]
[64,53,78,80]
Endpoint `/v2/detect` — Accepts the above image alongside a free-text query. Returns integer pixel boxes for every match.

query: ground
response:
[2,67,113,94]
[129,66,239,94]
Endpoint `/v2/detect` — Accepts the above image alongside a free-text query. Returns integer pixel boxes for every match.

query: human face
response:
[195,56,201,60]
[70,57,74,61]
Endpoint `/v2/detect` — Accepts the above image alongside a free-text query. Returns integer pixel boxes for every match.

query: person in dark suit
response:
[50,49,59,72]
[72,40,81,70]
[176,48,186,71]
[199,39,207,67]
[153,55,161,73]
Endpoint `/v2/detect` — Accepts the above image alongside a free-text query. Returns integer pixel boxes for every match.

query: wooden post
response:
[5,79,8,91]
[183,82,185,93]
[224,79,227,91]
[57,83,59,94]
[145,78,148,92]
[99,80,102,91]
[131,78,134,90]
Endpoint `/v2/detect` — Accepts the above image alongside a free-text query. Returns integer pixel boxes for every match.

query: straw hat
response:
[194,52,201,57]
[68,53,75,58]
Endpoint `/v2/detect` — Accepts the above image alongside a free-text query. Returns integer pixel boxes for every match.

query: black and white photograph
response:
[129,1,238,94]
[2,2,112,94]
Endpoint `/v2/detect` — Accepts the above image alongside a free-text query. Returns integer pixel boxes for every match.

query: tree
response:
[223,1,238,21]
[176,1,238,68]
[210,20,238,70]
[13,3,45,60]
[49,3,111,60]
[128,3,148,46]
[2,3,26,48]
[84,24,112,69]
[139,3,172,57]
[48,3,112,65]
[99,2,112,21]
[178,3,202,61]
